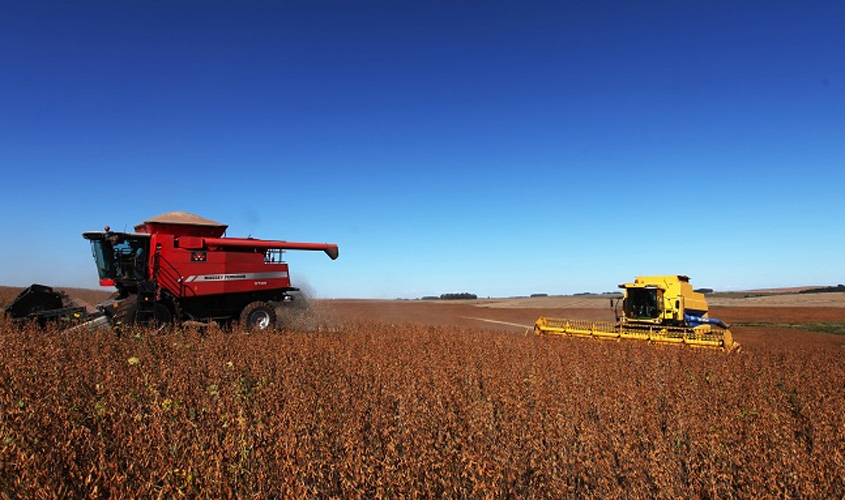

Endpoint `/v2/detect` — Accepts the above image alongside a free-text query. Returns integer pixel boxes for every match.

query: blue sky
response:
[1,1,843,298]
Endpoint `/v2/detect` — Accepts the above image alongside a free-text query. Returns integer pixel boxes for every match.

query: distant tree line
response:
[799,284,845,294]
[418,293,478,300]
[439,293,478,300]
[694,288,714,294]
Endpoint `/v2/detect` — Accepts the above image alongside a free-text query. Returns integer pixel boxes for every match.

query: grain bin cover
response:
[134,211,228,237]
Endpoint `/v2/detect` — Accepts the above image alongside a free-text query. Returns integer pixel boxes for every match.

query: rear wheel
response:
[240,301,276,331]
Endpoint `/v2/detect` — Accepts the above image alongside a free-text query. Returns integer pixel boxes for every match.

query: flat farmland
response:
[1,289,843,498]
[319,295,845,351]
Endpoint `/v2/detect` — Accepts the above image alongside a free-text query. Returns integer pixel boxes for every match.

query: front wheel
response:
[240,301,277,331]
[151,303,173,325]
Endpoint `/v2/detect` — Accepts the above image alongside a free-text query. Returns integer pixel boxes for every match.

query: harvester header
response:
[535,275,738,351]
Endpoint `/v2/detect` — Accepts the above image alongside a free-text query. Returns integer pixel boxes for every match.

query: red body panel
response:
[140,227,337,300]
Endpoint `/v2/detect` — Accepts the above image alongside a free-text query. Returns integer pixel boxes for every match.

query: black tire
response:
[151,303,173,325]
[240,301,277,331]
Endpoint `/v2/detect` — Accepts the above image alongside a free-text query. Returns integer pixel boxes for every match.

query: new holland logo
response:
[184,272,288,283]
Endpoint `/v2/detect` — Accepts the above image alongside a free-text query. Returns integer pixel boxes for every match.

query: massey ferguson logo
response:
[184,272,287,283]
[197,274,247,281]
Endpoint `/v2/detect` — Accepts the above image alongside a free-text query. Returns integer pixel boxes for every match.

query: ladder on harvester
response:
[134,282,157,324]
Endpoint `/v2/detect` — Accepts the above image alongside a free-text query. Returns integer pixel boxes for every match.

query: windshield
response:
[88,235,149,282]
[625,288,661,319]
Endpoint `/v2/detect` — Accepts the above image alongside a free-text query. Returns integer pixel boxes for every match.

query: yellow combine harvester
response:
[535,275,739,351]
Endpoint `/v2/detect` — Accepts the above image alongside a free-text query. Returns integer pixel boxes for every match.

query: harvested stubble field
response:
[1,291,844,498]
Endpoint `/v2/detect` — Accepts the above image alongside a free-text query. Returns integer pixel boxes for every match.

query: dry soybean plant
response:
[1,318,843,499]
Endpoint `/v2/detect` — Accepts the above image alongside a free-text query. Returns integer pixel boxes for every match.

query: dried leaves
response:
[0,318,843,498]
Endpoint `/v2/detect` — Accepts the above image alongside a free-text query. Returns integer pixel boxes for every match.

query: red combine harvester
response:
[6,212,338,330]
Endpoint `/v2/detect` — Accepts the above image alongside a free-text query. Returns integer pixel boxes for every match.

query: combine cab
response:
[535,275,738,351]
